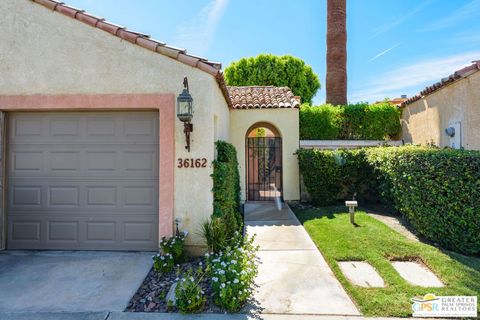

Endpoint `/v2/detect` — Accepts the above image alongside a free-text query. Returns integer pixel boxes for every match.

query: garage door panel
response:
[10,220,41,241]
[86,222,116,241]
[124,222,153,241]
[50,118,80,136]
[12,186,42,206]
[10,112,159,144]
[9,148,158,177]
[48,186,80,207]
[50,151,81,171]
[10,181,158,210]
[48,221,78,241]
[9,213,158,250]
[7,112,159,251]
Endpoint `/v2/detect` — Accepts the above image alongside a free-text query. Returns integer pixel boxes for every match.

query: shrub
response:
[152,252,174,273]
[160,231,187,263]
[296,148,378,206]
[175,267,206,314]
[299,104,341,140]
[211,141,242,238]
[298,145,480,255]
[365,146,480,255]
[201,217,228,253]
[299,102,401,140]
[206,233,259,312]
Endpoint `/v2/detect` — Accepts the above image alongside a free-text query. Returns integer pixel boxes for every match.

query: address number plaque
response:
[177,158,208,168]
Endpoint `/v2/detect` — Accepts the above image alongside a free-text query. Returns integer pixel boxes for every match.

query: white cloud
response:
[173,0,228,56]
[421,0,480,31]
[453,28,480,44]
[350,52,480,102]
[368,43,401,62]
[370,0,432,39]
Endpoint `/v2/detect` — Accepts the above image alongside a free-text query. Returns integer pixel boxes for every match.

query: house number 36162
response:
[177,158,207,168]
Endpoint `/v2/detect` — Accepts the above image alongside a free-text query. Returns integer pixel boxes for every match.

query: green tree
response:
[224,54,320,104]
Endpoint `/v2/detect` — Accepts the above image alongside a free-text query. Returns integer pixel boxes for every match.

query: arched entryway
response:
[245,122,282,201]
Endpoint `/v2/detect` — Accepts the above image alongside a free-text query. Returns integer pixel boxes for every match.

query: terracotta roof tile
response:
[227,86,301,109]
[401,60,480,107]
[30,0,233,108]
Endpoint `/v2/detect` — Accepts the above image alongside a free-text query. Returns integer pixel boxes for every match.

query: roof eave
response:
[30,0,233,108]
[401,61,480,107]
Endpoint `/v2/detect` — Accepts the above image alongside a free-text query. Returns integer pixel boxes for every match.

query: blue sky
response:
[66,0,480,105]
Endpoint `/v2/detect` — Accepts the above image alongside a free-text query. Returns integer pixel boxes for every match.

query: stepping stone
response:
[391,261,443,287]
[166,282,177,306]
[338,261,385,287]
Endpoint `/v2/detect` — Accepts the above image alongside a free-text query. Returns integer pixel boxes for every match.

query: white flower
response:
[205,252,210,258]
[175,277,179,281]
[221,283,226,288]
[198,262,203,266]
[190,276,194,282]
[233,279,239,284]
[201,290,204,294]
[231,260,237,264]
[188,300,191,304]
[212,277,218,282]
[219,270,225,275]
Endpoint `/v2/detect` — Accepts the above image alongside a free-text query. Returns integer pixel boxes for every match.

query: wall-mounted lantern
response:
[177,76,193,152]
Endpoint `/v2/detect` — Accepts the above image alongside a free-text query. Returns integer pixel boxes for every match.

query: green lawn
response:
[291,205,480,317]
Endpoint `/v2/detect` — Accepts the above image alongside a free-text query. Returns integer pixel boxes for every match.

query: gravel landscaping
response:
[125,257,222,313]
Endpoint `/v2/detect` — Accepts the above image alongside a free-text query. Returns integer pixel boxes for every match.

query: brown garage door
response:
[7,112,159,251]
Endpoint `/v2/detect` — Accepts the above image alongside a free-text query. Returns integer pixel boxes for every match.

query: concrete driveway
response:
[0,251,152,313]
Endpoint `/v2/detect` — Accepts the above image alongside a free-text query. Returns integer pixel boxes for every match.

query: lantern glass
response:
[177,89,193,122]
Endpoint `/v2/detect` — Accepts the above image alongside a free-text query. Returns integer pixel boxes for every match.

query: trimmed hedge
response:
[298,146,480,255]
[297,148,378,205]
[299,102,401,140]
[211,141,242,237]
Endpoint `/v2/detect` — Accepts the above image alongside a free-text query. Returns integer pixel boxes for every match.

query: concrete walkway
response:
[244,202,360,316]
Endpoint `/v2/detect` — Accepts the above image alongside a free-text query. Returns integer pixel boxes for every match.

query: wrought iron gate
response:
[246,137,282,201]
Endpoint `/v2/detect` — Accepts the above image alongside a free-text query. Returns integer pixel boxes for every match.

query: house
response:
[375,96,408,107]
[0,0,300,253]
[400,61,480,150]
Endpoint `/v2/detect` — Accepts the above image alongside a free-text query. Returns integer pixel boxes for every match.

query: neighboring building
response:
[0,0,300,253]
[400,61,480,150]
[375,95,408,106]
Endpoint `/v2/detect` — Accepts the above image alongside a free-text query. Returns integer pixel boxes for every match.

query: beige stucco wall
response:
[230,108,300,202]
[0,0,230,250]
[401,71,480,150]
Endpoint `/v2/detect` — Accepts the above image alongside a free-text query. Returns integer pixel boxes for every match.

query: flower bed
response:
[127,233,259,314]
[126,257,221,313]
